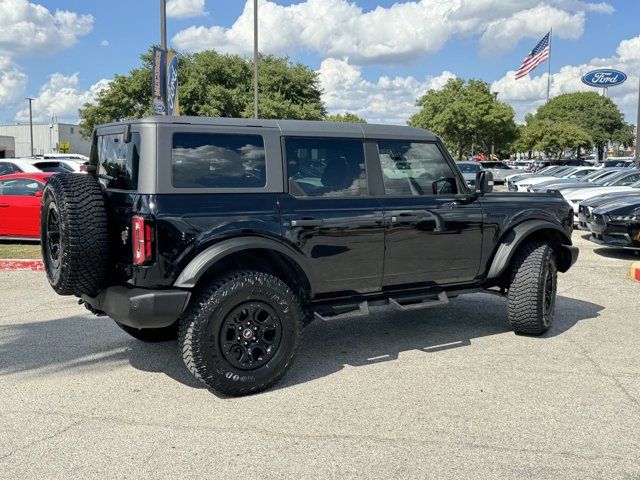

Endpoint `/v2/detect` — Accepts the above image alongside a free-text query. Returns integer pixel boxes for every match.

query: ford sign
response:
[166,53,180,116]
[581,69,627,88]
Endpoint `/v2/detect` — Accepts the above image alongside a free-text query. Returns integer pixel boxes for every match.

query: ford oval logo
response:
[581,69,627,87]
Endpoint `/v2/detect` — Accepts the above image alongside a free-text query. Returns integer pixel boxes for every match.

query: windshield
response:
[582,170,609,181]
[602,171,637,186]
[481,162,509,169]
[457,163,480,173]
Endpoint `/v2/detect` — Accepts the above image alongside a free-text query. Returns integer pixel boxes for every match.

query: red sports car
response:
[0,173,53,240]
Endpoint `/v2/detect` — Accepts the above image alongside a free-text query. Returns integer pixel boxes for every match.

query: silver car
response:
[480,161,512,185]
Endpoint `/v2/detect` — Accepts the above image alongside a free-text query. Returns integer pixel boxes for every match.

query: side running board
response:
[314,302,370,322]
[389,292,449,311]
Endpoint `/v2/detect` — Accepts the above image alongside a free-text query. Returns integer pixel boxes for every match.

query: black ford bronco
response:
[41,116,578,396]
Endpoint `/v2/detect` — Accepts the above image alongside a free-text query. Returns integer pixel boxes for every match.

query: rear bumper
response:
[81,287,191,329]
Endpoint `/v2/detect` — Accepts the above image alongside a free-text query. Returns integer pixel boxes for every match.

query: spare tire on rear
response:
[41,174,109,296]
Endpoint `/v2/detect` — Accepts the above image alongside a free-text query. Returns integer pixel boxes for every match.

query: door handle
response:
[390,210,428,224]
[289,218,324,227]
[0,203,10,208]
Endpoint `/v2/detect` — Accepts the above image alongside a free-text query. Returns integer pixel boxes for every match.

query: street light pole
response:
[160,0,167,50]
[26,97,34,157]
[253,0,259,119]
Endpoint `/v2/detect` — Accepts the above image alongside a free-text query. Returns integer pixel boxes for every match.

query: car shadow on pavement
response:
[0,315,205,389]
[275,293,603,391]
[0,292,603,394]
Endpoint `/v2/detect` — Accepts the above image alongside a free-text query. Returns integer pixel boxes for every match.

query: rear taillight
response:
[132,216,153,265]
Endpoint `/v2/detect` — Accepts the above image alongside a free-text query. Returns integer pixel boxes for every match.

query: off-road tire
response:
[115,321,178,342]
[178,270,303,396]
[507,241,557,336]
[41,174,109,296]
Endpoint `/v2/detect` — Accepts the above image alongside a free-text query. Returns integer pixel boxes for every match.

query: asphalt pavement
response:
[0,232,639,479]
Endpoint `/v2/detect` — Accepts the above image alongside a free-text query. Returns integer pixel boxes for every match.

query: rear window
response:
[172,133,266,188]
[94,133,141,190]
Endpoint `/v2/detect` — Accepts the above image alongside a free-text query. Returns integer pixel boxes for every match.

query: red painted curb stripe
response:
[635,268,640,282]
[0,259,44,271]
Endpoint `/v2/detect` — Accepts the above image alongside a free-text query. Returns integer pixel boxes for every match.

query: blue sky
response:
[1,0,638,125]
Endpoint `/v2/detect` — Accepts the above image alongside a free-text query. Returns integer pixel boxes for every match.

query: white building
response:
[0,123,90,158]
[0,135,15,158]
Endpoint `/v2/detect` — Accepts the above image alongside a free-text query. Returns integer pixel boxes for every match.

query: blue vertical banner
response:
[166,51,180,116]
[152,47,180,116]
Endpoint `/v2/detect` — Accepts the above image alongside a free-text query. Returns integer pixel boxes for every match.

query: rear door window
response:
[0,162,17,175]
[96,133,141,190]
[285,137,367,197]
[172,133,266,188]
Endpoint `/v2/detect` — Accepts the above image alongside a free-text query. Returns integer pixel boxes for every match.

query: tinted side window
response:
[0,179,43,196]
[0,162,16,175]
[378,141,457,196]
[97,133,140,190]
[172,133,266,189]
[285,138,367,197]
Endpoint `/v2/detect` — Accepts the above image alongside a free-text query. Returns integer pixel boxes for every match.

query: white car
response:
[25,158,86,173]
[511,167,596,192]
[0,158,42,175]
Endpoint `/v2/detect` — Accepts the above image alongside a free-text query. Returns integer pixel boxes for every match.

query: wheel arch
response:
[486,220,574,281]
[174,237,315,297]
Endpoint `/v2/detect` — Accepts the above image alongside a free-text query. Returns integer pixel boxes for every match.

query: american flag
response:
[515,32,551,79]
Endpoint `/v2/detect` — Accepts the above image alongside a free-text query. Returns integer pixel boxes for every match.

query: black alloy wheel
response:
[220,302,283,370]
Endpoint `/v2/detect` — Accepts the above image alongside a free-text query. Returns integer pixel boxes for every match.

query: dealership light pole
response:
[636,74,640,169]
[160,0,167,50]
[26,97,34,157]
[253,0,259,119]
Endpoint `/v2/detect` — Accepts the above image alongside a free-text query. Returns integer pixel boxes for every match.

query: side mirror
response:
[476,171,494,194]
[432,177,458,195]
[34,190,43,198]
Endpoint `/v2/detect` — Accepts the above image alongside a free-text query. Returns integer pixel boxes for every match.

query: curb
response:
[629,261,640,282]
[0,259,44,271]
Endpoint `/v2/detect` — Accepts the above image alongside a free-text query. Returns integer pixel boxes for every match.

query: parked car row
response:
[504,162,640,251]
[0,155,88,240]
[457,160,512,186]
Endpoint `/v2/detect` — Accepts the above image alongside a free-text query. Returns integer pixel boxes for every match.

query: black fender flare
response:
[173,237,315,293]
[486,220,574,279]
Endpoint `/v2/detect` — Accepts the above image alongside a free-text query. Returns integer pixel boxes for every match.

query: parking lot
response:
[0,231,638,479]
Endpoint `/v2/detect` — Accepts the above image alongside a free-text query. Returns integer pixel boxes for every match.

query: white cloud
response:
[0,0,93,58]
[0,56,28,106]
[172,0,612,65]
[14,73,109,123]
[167,0,206,19]
[492,35,640,123]
[319,58,456,124]
[479,5,584,55]
[100,40,109,47]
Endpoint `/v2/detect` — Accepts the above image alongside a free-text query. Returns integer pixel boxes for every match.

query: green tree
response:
[409,78,517,160]
[80,49,326,138]
[515,119,592,160]
[534,92,625,160]
[324,112,367,123]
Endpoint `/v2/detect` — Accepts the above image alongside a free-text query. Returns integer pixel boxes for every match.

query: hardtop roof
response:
[96,116,438,141]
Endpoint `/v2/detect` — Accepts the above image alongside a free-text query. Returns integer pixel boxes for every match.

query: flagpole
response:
[544,29,552,103]
[546,29,552,103]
